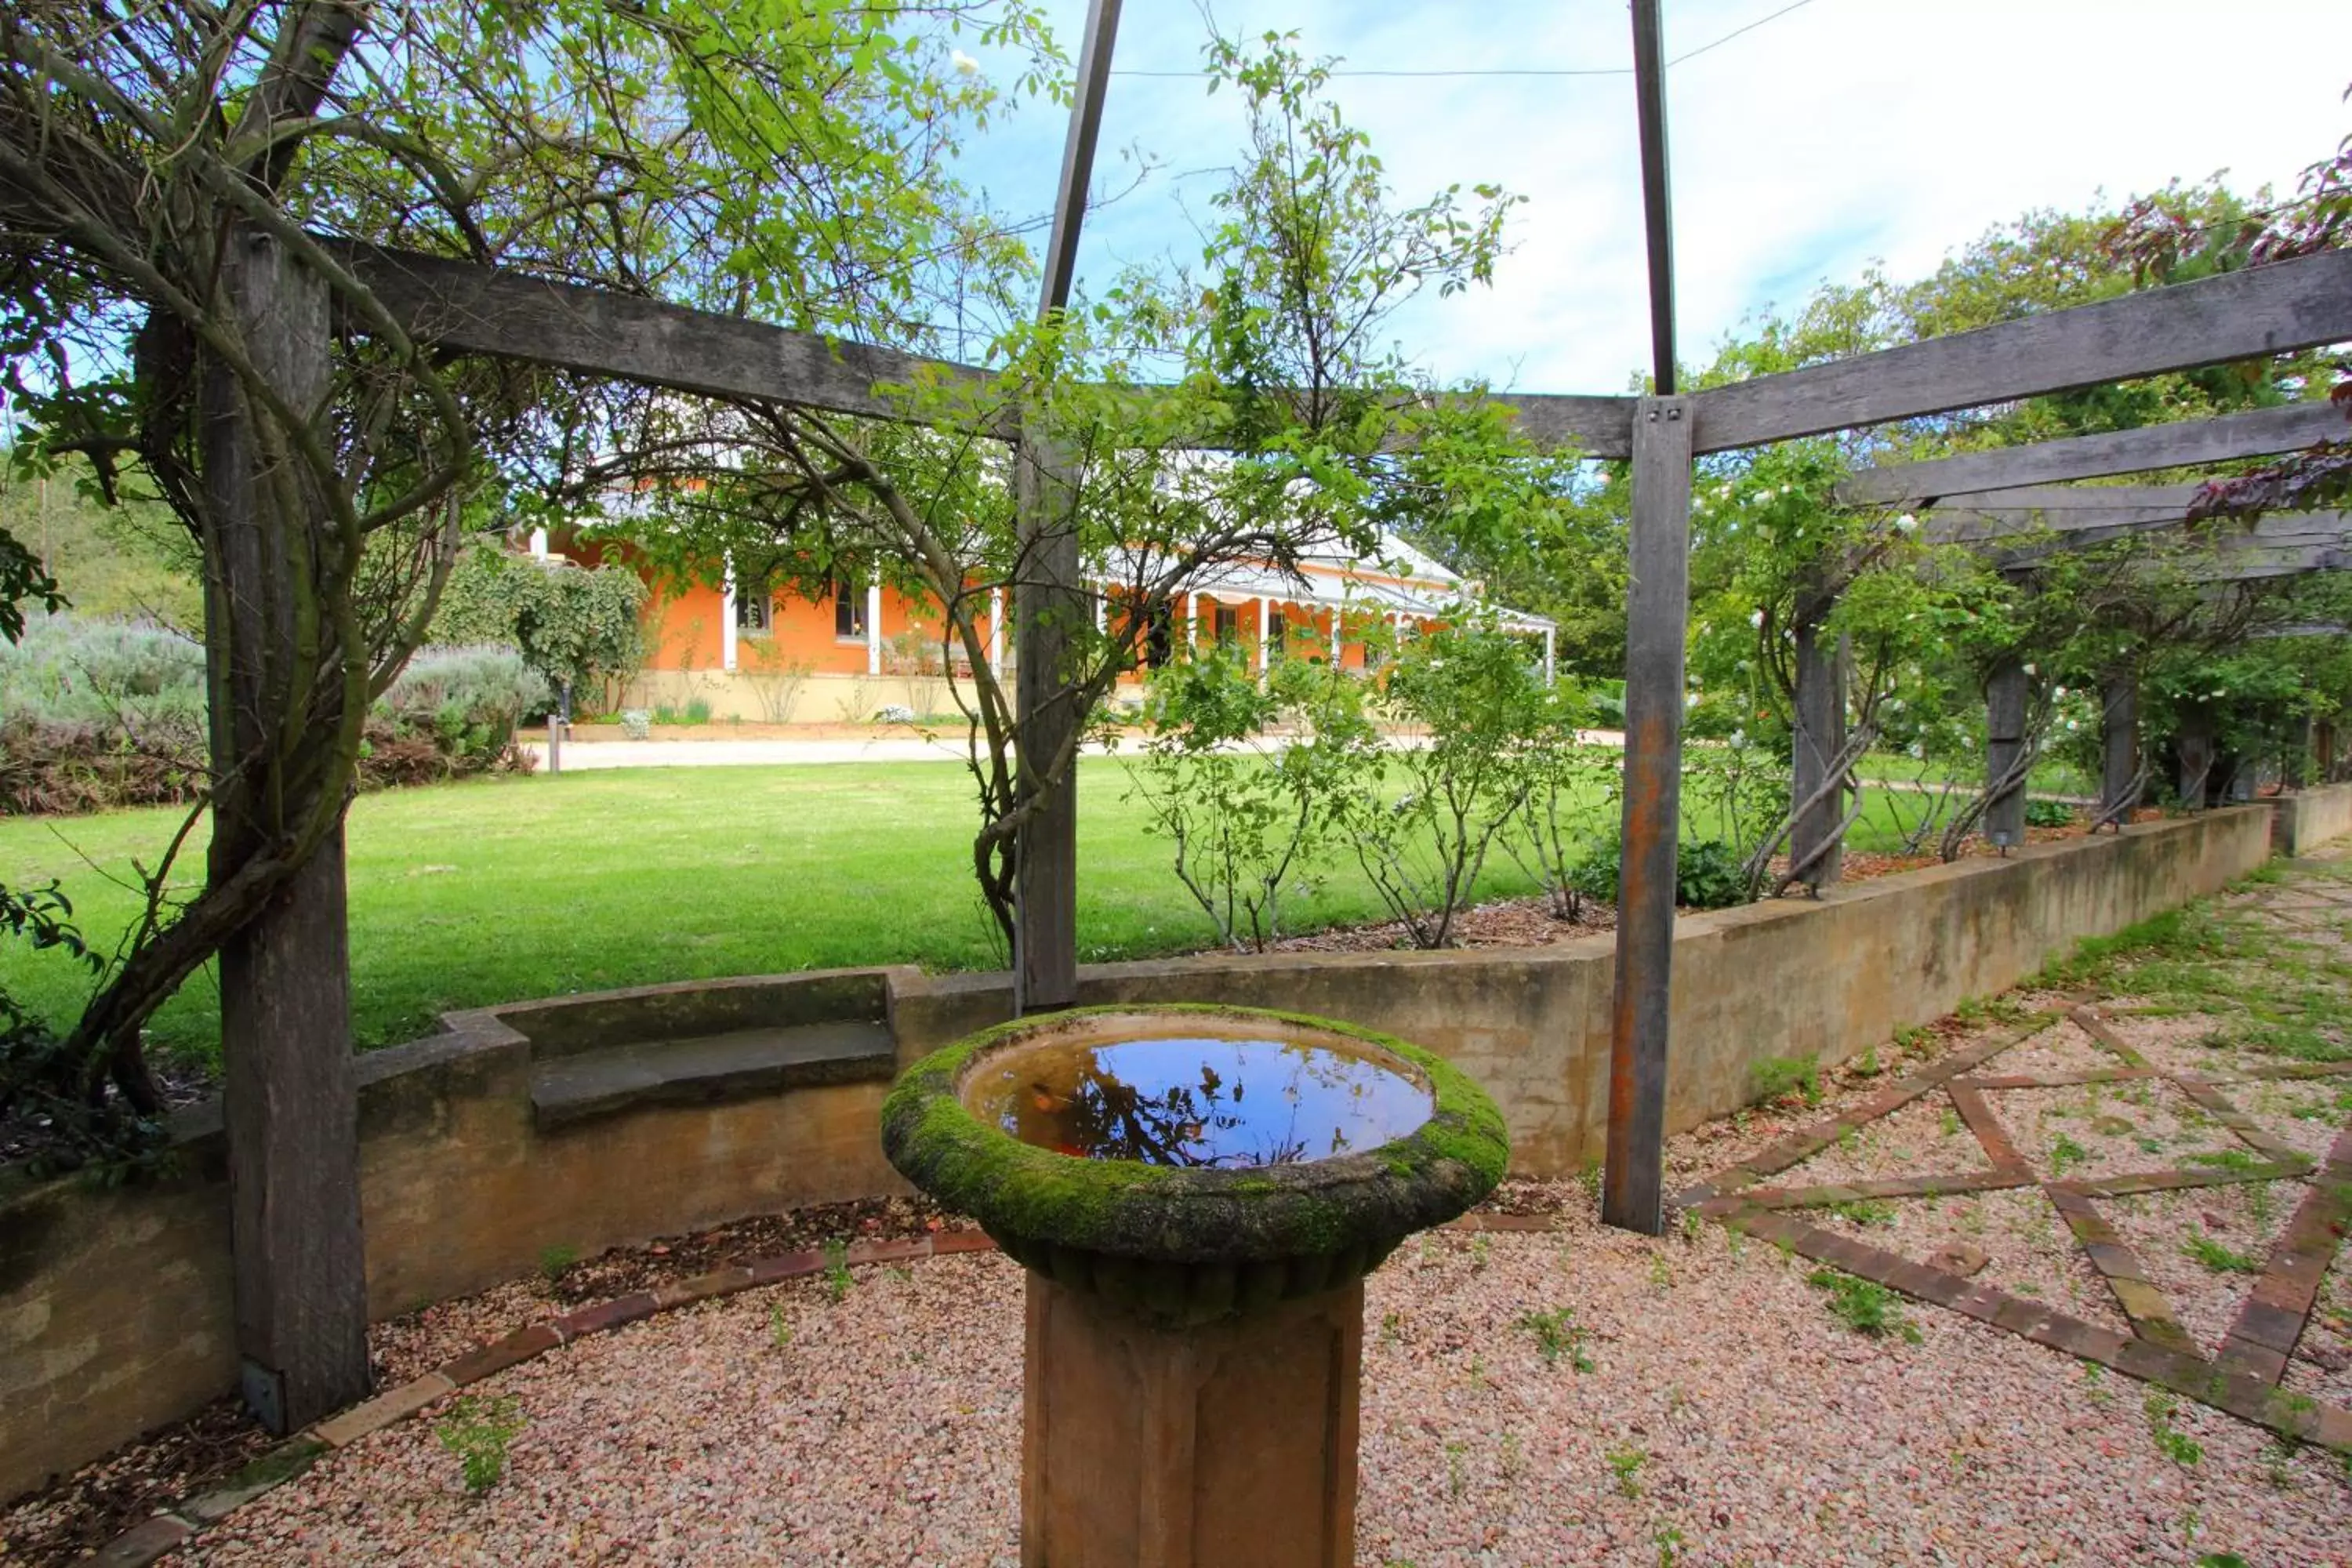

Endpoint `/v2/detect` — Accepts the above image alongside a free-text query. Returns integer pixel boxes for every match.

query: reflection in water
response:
[964,1035,1432,1168]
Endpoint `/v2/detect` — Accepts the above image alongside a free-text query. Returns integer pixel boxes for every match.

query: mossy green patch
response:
[881,1004,1508,1284]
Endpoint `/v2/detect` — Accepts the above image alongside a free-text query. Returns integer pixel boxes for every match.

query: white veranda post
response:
[720,556,739,673]
[1544,626,1556,686]
[1330,607,1342,666]
[866,582,883,676]
[989,586,1004,677]
[1258,597,1271,671]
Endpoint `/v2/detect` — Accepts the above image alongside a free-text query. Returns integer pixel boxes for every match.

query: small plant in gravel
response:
[1444,1439,1468,1498]
[1850,1045,1883,1078]
[1648,1252,1674,1294]
[2048,1133,2090,1175]
[1807,1268,1923,1344]
[2144,1390,2204,1467]
[822,1237,853,1302]
[2182,1232,2263,1274]
[1468,1234,1492,1272]
[2183,1149,2261,1173]
[536,1243,578,1284]
[1679,1206,1703,1244]
[1605,1443,1647,1497]
[1828,1198,1896,1228]
[1751,1054,1821,1107]
[437,1395,526,1494]
[1654,1525,1687,1566]
[1519,1306,1595,1372]
[769,1301,793,1351]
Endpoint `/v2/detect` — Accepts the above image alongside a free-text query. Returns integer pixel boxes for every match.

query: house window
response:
[1145,603,1174,670]
[735,586,772,635]
[1214,605,1239,645]
[1268,614,1287,659]
[835,578,867,640]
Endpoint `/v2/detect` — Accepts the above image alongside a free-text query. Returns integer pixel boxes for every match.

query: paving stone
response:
[558,1291,660,1338]
[931,1229,999,1256]
[748,1248,826,1284]
[88,1514,191,1566]
[443,1322,562,1386]
[313,1372,456,1448]
[1923,1242,1988,1278]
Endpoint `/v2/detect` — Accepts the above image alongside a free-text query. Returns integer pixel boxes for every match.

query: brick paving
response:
[1684,851,2352,1457]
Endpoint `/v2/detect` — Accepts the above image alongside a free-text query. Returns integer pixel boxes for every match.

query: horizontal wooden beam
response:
[1976,510,2352,568]
[2183,542,2352,582]
[1692,249,2352,454]
[334,241,989,423]
[335,240,1635,456]
[1838,401,2349,506]
[1926,485,2201,543]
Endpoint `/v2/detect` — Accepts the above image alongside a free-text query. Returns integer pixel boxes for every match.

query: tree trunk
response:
[204,227,371,1433]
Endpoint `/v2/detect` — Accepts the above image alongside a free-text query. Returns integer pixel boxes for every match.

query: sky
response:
[948,0,2352,396]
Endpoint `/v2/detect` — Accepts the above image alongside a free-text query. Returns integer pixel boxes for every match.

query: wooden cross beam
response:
[1837,401,2349,506]
[1690,248,2352,454]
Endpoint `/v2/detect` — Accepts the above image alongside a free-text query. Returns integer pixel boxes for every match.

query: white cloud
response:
[956,0,2352,393]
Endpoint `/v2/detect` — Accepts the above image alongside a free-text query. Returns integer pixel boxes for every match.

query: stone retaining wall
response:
[2270,782,2352,858]
[0,807,2279,1502]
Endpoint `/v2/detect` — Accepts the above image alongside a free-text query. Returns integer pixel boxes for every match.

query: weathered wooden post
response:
[1605,394,1692,1236]
[1602,0,1684,1236]
[1984,658,2029,849]
[2099,673,2139,825]
[203,228,372,1432]
[2177,706,2216,808]
[1789,597,1847,887]
[1011,0,1120,1016]
[1012,444,1083,1014]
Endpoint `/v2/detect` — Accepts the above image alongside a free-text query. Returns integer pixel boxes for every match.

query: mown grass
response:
[0,750,2079,1071]
[2,758,1560,1068]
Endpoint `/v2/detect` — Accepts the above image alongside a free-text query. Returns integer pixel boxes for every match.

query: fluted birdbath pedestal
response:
[883,1004,1507,1568]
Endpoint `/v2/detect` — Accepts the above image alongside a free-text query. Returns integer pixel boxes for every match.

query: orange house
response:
[532,525,1552,724]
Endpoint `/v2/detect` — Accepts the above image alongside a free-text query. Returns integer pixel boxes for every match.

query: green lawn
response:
[0,753,2033,1070]
[2,758,1561,1068]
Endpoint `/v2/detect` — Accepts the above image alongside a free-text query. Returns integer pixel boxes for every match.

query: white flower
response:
[1908,742,1926,759]
[2023,663,2038,677]
[2064,719,2079,731]
[1730,728,1748,749]
[951,49,981,74]
[1748,609,1764,628]
[1894,512,1918,532]
[2053,685,2067,699]
[2210,689,2226,699]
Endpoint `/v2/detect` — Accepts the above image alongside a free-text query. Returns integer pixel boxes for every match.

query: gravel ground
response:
[1987,1080,2242,1181]
[1770,1094,1990,1188]
[2096,1181,2306,1356]
[2286,1243,2352,1409]
[1984,1017,2123,1080]
[1816,1186,2137,1340]
[177,1182,2352,1568]
[2227,1076,2352,1163]
[2094,1005,2285,1080]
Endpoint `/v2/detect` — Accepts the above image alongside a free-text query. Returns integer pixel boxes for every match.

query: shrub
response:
[0,630,542,813]
[2025,797,2078,829]
[1675,839,1748,909]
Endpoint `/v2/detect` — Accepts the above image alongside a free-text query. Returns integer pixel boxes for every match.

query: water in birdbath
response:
[962,1025,1432,1168]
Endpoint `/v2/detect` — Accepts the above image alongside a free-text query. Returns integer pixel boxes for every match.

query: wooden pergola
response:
[143,0,2352,1418]
[307,3,2348,1246]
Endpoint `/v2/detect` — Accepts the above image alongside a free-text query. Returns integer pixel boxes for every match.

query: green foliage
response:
[1604,1444,1647,1497]
[2024,798,2078,829]
[1124,648,1374,952]
[430,550,646,710]
[1341,621,1550,947]
[436,1395,526,1494]
[537,1243,578,1283]
[2049,1134,2090,1176]
[822,1237,853,1303]
[2181,1232,2262,1275]
[1517,1306,1595,1372]
[2144,1390,2204,1467]
[1806,1268,1922,1343]
[1828,1199,1896,1228]
[1752,1055,1822,1108]
[1675,840,1748,911]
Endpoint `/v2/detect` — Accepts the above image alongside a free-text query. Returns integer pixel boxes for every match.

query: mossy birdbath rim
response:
[880,1004,1507,1322]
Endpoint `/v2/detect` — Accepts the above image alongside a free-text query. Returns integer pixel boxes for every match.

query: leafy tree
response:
[596,32,1544,950]
[430,547,646,713]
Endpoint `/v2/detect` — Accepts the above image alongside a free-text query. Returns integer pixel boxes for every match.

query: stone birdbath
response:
[882,1003,1507,1568]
